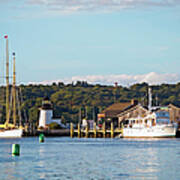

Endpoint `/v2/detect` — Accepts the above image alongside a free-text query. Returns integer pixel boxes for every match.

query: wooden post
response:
[70,123,74,138]
[111,121,114,138]
[78,123,81,138]
[103,122,106,138]
[85,125,88,138]
[94,122,97,138]
[121,123,124,136]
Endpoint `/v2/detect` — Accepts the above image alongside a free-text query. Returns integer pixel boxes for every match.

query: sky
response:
[0,0,180,86]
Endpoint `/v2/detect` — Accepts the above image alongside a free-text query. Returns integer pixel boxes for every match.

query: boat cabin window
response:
[156,118,170,124]
[124,120,129,125]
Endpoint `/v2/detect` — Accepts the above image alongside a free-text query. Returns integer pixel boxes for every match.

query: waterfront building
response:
[117,103,149,127]
[38,97,62,129]
[98,99,180,129]
[97,99,138,128]
[168,104,180,128]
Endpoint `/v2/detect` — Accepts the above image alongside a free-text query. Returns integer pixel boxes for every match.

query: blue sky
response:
[0,0,180,85]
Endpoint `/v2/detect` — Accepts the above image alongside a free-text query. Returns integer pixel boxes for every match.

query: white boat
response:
[0,35,23,138]
[0,128,23,138]
[122,86,178,138]
[122,113,177,138]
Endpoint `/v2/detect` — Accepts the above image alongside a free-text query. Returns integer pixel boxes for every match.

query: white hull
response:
[0,129,23,138]
[123,124,177,138]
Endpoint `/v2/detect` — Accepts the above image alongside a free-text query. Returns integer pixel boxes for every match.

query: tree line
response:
[0,81,180,125]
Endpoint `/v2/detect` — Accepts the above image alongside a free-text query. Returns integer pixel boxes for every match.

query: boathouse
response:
[98,99,180,129]
[117,104,149,128]
[118,104,180,128]
[168,104,180,127]
[97,99,138,128]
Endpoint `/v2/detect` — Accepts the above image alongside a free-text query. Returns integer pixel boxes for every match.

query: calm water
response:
[0,137,180,180]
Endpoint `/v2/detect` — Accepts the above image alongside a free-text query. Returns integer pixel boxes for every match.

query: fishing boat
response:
[0,35,23,138]
[122,88,177,138]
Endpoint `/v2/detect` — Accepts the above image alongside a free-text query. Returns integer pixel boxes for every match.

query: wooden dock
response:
[70,122,123,138]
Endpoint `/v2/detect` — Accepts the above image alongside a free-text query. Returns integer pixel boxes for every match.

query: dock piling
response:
[85,125,88,138]
[72,122,123,138]
[103,122,106,138]
[70,123,74,138]
[94,122,97,138]
[111,122,114,138]
[77,123,81,138]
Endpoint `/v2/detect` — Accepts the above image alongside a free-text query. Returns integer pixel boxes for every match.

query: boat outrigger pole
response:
[4,35,10,128]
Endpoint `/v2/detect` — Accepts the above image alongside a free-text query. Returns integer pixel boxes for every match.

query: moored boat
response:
[122,87,177,138]
[0,35,23,138]
[122,117,177,138]
[0,128,23,138]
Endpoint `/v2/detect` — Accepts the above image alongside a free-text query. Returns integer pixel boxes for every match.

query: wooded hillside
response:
[0,81,180,125]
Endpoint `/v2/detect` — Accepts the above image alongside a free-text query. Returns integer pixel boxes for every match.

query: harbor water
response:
[0,137,180,180]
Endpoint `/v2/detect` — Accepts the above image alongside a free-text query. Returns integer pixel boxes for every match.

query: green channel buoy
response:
[12,144,20,156]
[39,133,45,143]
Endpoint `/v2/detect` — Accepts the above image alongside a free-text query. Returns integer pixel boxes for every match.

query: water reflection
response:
[134,147,159,179]
[0,138,180,180]
[3,156,22,180]
[4,162,16,180]
[37,145,46,179]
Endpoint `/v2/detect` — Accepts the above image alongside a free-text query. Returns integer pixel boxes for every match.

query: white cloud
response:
[29,72,180,86]
[1,0,180,17]
[9,0,180,14]
[159,46,169,51]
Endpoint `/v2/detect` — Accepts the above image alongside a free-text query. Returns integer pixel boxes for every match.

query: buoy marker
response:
[12,144,20,156]
[39,133,45,143]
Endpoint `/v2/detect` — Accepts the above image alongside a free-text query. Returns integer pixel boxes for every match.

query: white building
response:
[38,97,62,128]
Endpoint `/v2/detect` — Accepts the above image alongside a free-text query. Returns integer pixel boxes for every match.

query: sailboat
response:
[0,35,23,138]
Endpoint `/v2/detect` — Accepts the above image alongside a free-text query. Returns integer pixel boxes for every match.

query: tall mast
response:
[12,52,16,126]
[5,35,10,127]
